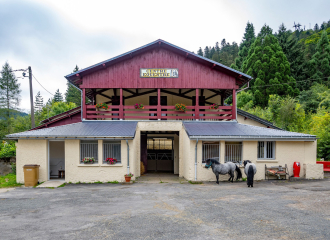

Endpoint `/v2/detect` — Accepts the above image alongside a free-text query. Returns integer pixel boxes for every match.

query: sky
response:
[0,0,329,113]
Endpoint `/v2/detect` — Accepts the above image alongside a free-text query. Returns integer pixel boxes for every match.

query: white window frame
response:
[103,141,121,163]
[202,141,220,164]
[225,142,243,164]
[80,140,98,163]
[258,141,276,160]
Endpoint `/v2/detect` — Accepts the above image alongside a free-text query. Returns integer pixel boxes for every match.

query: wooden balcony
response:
[86,105,233,121]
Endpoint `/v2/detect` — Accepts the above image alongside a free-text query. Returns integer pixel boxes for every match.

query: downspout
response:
[195,138,199,181]
[126,140,130,174]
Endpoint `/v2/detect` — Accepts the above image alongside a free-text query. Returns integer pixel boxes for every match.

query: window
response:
[225,142,242,163]
[258,141,275,159]
[103,141,121,163]
[80,140,98,163]
[202,141,220,163]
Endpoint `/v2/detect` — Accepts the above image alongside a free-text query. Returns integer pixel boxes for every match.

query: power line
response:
[247,76,329,89]
[32,74,54,96]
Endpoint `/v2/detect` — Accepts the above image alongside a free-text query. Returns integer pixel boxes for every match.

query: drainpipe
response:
[126,140,130,174]
[195,138,199,181]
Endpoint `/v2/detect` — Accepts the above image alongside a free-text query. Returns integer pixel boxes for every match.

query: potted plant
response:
[95,103,109,110]
[210,103,219,110]
[105,158,117,164]
[175,103,186,112]
[82,157,95,164]
[134,103,145,109]
[124,172,134,182]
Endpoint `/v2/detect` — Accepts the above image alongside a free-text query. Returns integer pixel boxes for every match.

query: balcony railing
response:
[86,105,233,121]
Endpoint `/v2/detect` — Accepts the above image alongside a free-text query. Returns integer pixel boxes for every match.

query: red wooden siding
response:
[80,48,238,89]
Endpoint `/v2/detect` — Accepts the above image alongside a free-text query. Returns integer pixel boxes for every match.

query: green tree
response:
[0,62,21,117]
[298,84,329,113]
[242,33,299,107]
[237,90,254,110]
[231,22,256,71]
[204,46,210,59]
[197,48,203,57]
[65,65,81,106]
[0,62,21,134]
[54,89,63,102]
[276,24,308,90]
[34,91,43,112]
[258,24,273,38]
[307,30,330,85]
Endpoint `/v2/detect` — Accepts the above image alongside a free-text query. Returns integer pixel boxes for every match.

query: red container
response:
[293,162,300,177]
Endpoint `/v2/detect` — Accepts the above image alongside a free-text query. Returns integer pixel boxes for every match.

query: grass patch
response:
[242,177,247,182]
[47,187,55,189]
[94,181,103,184]
[107,181,119,184]
[188,181,203,184]
[58,183,66,188]
[0,173,23,188]
[75,181,81,184]
[33,181,45,188]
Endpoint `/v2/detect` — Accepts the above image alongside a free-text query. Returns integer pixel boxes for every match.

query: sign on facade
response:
[140,68,178,78]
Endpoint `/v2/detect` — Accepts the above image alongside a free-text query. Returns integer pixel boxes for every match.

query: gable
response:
[79,47,238,89]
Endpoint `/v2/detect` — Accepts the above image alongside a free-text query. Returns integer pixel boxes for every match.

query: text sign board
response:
[140,68,178,78]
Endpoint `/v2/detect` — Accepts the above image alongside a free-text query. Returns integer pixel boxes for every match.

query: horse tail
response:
[235,164,242,180]
[247,165,254,186]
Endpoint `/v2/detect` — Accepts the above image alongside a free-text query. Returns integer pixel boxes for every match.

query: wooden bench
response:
[265,164,289,180]
[316,161,330,172]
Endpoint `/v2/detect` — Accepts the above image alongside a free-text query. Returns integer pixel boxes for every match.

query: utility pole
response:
[28,66,35,128]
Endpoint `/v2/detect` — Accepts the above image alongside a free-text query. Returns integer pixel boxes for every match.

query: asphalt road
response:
[1,177,330,240]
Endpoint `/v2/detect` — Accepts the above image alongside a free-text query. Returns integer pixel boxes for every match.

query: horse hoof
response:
[216,182,219,184]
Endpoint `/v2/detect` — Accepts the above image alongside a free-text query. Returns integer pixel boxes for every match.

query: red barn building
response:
[8,40,321,184]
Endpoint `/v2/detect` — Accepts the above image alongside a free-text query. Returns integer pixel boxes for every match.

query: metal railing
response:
[225,143,242,163]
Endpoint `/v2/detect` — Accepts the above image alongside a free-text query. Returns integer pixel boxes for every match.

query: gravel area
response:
[1,176,330,240]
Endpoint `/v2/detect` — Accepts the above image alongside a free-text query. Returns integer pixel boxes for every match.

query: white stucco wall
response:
[64,139,134,183]
[16,139,48,183]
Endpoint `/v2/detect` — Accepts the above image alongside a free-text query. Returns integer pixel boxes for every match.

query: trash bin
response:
[23,165,40,187]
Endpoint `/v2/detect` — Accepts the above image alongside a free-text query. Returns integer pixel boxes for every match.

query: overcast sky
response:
[1,0,329,112]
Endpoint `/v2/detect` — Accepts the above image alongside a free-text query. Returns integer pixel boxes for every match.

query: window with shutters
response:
[103,141,121,163]
[80,140,98,163]
[202,141,220,163]
[258,141,275,159]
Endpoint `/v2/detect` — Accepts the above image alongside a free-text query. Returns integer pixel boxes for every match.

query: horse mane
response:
[208,158,220,165]
[243,160,252,166]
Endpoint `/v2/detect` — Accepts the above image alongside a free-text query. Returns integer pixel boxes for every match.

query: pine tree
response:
[231,22,256,71]
[307,30,330,85]
[0,62,21,119]
[54,89,63,102]
[242,34,299,107]
[34,91,43,112]
[258,24,273,38]
[65,65,81,106]
[204,46,210,58]
[197,48,203,57]
[314,24,319,31]
[276,24,308,90]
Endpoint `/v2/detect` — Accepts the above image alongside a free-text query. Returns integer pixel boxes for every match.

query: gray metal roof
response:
[183,122,316,141]
[65,39,252,80]
[6,121,138,139]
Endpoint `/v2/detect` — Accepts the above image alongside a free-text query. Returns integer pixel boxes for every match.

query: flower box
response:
[105,158,117,164]
[210,103,219,110]
[82,157,96,164]
[175,103,186,112]
[134,103,144,109]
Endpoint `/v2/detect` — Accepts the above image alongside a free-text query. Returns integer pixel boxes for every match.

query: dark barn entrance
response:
[140,131,179,174]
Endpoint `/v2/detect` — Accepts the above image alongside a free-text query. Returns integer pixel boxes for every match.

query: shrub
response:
[0,141,16,158]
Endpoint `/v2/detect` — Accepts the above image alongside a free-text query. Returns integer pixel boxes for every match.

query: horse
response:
[243,160,257,187]
[205,158,242,184]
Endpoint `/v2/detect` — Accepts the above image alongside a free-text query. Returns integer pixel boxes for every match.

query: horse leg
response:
[231,171,234,183]
[216,173,219,184]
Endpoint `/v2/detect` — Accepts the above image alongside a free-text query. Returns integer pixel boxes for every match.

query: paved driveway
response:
[1,177,330,240]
